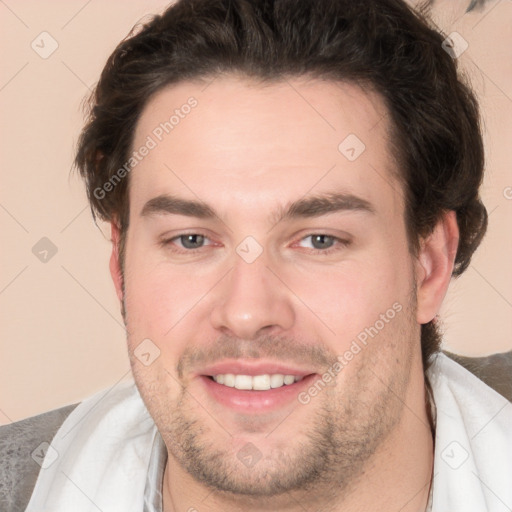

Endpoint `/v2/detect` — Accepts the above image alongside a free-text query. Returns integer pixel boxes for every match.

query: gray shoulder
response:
[443,350,512,403]
[0,403,78,512]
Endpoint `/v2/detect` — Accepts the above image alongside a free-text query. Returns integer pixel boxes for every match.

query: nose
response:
[209,252,295,340]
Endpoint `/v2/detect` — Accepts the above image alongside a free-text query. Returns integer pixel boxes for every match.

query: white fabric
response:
[25,379,159,512]
[143,430,167,512]
[428,354,512,511]
[25,354,512,512]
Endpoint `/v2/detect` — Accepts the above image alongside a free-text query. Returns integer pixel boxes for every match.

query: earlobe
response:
[109,221,124,303]
[415,210,459,324]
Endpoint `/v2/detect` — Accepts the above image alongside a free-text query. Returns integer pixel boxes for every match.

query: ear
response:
[415,210,459,324]
[109,221,124,303]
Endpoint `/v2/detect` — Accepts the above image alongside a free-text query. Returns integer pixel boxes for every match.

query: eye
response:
[177,234,207,249]
[297,234,350,254]
[161,233,213,252]
[160,233,350,255]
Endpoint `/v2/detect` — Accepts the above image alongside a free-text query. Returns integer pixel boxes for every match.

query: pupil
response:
[182,234,204,249]
[312,235,332,249]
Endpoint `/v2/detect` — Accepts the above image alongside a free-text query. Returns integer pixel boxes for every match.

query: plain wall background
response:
[1,0,511,426]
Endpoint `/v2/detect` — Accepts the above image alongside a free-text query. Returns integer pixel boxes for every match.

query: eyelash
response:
[160,233,351,256]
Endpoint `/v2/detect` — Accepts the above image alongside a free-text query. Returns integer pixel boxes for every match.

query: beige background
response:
[1,0,511,425]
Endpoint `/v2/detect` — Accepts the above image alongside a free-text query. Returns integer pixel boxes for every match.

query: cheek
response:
[124,270,188,390]
[124,269,184,338]
[123,250,219,351]
[291,251,413,349]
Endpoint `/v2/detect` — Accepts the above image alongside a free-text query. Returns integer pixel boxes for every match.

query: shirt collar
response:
[143,429,167,512]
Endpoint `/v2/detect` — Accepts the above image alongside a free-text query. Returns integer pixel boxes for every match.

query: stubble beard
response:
[128,306,417,502]
[162,367,408,500]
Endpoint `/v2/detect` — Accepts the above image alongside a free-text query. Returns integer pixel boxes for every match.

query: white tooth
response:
[214,373,301,390]
[270,374,285,388]
[252,374,271,390]
[235,375,253,390]
[223,374,235,387]
[283,375,295,385]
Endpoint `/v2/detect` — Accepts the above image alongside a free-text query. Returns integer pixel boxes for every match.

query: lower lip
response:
[200,374,317,412]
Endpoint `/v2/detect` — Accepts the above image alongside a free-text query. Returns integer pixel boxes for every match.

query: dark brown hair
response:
[74,0,487,369]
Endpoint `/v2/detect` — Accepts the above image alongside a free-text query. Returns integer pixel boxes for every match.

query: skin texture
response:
[109,76,459,511]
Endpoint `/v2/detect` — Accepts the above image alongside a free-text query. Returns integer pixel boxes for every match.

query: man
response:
[1,0,511,510]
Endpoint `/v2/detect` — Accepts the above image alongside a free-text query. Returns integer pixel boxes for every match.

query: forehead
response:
[129,75,403,221]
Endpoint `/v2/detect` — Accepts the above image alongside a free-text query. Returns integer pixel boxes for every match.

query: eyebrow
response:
[140,191,376,224]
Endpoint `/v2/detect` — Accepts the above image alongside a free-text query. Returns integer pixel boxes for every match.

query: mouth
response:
[209,373,304,390]
[196,361,318,412]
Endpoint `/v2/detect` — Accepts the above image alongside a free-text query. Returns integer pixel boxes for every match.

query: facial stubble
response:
[126,295,417,502]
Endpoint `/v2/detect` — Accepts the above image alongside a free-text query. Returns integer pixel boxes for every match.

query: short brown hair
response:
[74,0,487,369]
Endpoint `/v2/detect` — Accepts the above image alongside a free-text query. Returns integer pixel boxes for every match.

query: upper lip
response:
[196,360,317,378]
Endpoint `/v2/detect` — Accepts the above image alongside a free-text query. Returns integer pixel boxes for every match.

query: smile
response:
[211,374,304,390]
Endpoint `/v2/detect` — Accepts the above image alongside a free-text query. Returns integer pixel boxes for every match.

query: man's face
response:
[119,76,426,497]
